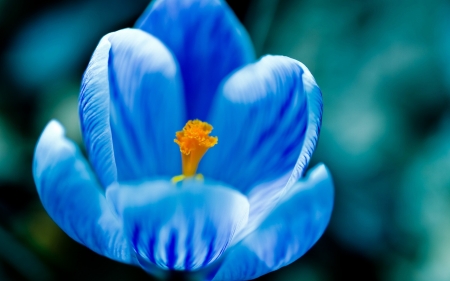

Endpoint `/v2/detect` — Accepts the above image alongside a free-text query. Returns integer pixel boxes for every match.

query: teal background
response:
[1,0,450,280]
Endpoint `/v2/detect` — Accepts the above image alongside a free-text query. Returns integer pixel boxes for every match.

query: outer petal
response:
[136,0,255,120]
[202,55,322,194]
[106,179,249,271]
[32,121,134,264]
[213,164,334,280]
[79,28,185,184]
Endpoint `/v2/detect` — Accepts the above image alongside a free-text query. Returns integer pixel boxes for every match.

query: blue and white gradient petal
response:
[202,55,311,193]
[33,121,135,264]
[79,29,185,185]
[107,180,249,271]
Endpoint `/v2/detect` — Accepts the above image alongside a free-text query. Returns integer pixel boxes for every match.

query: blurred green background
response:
[1,0,450,280]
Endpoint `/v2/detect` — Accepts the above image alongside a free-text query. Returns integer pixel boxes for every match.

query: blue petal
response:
[213,164,334,280]
[136,0,255,120]
[79,28,185,184]
[202,55,322,194]
[106,179,249,271]
[32,121,135,264]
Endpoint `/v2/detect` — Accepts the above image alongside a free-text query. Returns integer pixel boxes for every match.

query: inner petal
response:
[136,0,255,120]
[107,29,185,181]
[201,56,317,194]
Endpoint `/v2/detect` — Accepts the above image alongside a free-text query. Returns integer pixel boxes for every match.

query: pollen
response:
[174,119,218,177]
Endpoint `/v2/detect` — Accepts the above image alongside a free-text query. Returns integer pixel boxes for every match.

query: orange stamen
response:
[174,119,218,177]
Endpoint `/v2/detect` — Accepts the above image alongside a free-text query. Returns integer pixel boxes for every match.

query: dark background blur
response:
[1,0,450,280]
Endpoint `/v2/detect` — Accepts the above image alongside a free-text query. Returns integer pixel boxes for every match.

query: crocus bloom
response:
[33,0,334,280]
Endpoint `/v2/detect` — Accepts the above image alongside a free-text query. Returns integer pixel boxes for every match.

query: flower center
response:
[173,119,218,179]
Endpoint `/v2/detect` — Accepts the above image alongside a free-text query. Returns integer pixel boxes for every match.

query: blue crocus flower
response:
[33,0,334,280]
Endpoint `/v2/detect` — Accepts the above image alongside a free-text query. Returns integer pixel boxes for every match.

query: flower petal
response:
[32,121,135,264]
[202,55,322,194]
[106,179,249,271]
[213,164,334,280]
[79,28,185,184]
[136,0,255,120]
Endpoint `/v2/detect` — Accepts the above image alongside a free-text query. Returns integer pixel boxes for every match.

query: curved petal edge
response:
[79,32,117,188]
[33,120,135,264]
[286,62,323,186]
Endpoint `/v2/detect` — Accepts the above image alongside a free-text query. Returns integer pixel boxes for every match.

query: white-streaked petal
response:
[33,121,135,264]
[106,179,249,271]
[79,28,185,185]
[202,56,322,194]
[79,34,116,188]
[214,164,333,280]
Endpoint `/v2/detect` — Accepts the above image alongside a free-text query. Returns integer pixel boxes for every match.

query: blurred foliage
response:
[0,0,449,280]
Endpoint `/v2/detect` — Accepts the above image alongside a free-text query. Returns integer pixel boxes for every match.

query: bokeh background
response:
[1,0,450,280]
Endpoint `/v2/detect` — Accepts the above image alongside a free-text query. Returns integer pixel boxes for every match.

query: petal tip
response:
[42,119,65,138]
[311,163,330,179]
[306,163,334,199]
